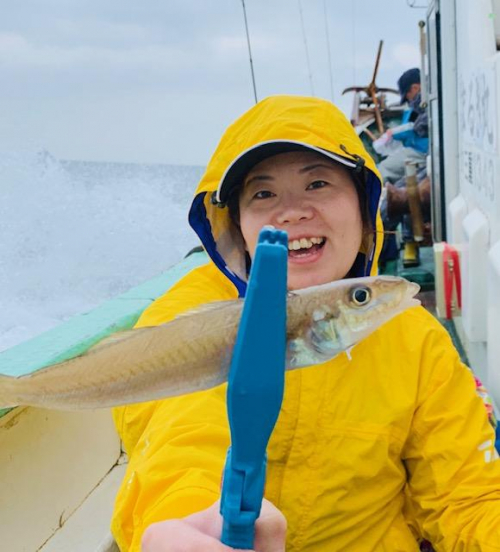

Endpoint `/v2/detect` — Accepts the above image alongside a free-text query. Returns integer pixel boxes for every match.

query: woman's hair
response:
[351,168,375,256]
[227,185,242,227]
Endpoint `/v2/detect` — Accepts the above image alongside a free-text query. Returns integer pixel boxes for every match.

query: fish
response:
[0,276,420,410]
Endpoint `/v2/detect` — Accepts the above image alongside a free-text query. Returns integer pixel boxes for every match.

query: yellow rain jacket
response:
[111,96,500,551]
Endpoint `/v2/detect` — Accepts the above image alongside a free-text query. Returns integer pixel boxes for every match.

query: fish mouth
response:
[405,281,421,308]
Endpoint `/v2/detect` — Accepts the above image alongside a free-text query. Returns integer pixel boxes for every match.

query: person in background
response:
[377,67,430,267]
[111,96,500,552]
[377,67,428,184]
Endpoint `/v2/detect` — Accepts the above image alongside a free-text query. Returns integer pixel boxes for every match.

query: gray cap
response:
[214,140,358,205]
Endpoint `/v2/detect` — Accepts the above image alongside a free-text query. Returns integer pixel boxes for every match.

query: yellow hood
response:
[188,95,384,296]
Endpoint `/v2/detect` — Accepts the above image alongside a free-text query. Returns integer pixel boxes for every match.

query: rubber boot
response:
[403,241,420,268]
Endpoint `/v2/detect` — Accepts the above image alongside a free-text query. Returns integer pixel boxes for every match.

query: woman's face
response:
[238,151,364,290]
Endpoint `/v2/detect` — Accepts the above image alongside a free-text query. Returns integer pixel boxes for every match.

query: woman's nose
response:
[275,198,314,225]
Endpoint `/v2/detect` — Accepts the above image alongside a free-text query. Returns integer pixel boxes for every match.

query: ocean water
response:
[0,149,204,351]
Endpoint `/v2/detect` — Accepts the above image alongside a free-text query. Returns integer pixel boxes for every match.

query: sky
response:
[0,0,425,166]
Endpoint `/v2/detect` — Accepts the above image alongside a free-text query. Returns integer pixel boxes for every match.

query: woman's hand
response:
[141,498,286,552]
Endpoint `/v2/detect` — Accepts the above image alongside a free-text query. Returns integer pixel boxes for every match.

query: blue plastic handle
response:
[220,227,288,549]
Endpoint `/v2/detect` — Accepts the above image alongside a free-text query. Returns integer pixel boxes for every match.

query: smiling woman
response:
[112,96,500,552]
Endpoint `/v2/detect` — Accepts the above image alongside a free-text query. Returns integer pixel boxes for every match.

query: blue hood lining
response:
[189,194,248,297]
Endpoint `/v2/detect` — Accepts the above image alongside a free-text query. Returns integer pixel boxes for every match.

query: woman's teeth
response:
[288,237,325,251]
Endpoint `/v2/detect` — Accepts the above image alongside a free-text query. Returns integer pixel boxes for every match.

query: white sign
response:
[458,66,497,154]
[461,148,499,217]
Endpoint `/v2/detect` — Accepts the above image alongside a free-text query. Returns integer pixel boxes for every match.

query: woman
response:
[112,96,500,551]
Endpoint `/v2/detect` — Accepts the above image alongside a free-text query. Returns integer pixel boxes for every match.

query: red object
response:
[442,243,462,320]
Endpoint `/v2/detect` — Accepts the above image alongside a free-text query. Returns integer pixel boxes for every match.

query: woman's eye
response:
[307,180,328,190]
[253,190,275,199]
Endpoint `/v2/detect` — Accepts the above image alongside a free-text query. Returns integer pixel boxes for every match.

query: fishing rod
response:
[298,0,315,96]
[406,0,427,8]
[323,0,335,102]
[241,0,258,104]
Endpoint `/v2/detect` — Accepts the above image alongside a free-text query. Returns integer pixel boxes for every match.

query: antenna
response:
[241,0,258,104]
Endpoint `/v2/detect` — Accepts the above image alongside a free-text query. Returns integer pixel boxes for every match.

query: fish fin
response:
[87,301,239,354]
[0,374,19,408]
[174,299,241,319]
[86,328,149,354]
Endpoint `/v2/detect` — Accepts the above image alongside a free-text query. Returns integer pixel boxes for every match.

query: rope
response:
[298,0,315,96]
[323,0,335,102]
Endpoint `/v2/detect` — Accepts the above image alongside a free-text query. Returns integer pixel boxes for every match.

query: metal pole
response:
[241,0,258,104]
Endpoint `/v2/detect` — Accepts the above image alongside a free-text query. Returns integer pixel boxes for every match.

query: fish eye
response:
[349,286,371,307]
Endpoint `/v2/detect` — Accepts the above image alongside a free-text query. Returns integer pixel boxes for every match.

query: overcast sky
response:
[0,1,425,166]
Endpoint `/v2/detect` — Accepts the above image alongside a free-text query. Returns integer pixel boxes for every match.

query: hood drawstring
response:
[340,144,366,173]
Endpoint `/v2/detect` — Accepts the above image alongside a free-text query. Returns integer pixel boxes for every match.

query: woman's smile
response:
[287,235,326,263]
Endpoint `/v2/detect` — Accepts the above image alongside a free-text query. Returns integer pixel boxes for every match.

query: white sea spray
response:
[0,149,203,351]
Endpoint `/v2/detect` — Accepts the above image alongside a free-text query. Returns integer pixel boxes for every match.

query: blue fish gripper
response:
[220,226,288,549]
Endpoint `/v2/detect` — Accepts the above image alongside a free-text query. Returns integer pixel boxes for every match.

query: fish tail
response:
[0,374,19,408]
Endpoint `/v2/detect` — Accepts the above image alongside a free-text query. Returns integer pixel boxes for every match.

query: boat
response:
[0,251,208,552]
[425,0,500,410]
[343,1,500,428]
[2,1,500,549]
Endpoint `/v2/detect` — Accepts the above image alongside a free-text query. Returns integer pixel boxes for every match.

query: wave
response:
[0,149,203,351]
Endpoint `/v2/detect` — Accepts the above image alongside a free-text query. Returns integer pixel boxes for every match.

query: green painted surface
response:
[379,246,470,365]
[379,246,435,292]
[0,251,208,418]
[398,247,435,291]
[440,319,469,366]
